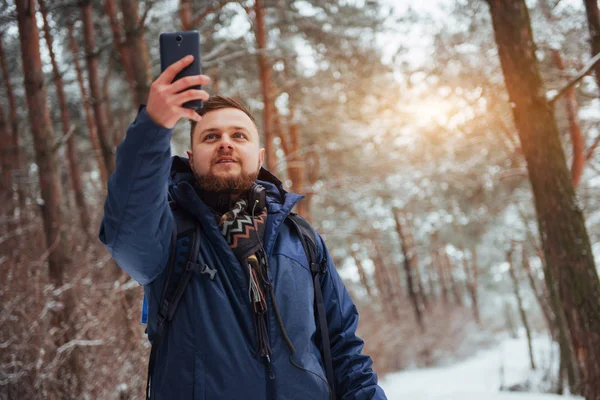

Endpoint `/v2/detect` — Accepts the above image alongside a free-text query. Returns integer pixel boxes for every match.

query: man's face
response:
[187,108,265,192]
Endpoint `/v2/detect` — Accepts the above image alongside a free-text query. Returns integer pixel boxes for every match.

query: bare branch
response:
[203,42,229,62]
[139,0,158,29]
[46,0,79,13]
[549,52,600,104]
[203,47,272,68]
[190,0,236,27]
[0,223,38,245]
[56,339,103,354]
[497,168,528,180]
[52,124,76,153]
[585,133,600,161]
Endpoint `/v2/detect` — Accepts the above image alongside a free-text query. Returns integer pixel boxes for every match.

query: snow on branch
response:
[548,52,600,104]
[56,340,103,354]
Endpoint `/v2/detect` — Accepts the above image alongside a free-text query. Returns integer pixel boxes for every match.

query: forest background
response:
[2,0,600,399]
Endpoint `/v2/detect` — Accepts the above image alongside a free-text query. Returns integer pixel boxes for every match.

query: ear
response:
[186,150,194,171]
[259,148,265,169]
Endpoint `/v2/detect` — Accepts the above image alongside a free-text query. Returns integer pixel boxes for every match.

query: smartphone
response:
[159,31,203,109]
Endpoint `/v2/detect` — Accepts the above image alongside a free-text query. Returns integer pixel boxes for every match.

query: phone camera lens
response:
[176,35,182,42]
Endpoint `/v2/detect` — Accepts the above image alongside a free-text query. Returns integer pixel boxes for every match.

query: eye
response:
[204,133,219,141]
[233,132,247,140]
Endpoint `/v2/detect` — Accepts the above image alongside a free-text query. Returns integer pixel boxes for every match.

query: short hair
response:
[190,95,257,148]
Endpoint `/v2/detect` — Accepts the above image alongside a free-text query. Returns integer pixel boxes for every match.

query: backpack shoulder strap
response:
[287,213,336,400]
[146,205,203,399]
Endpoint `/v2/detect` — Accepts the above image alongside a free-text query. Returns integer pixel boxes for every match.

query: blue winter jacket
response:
[99,108,387,400]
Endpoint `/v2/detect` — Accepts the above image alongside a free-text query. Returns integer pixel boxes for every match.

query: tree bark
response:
[584,0,600,97]
[520,209,580,393]
[403,214,429,310]
[81,0,115,176]
[521,246,555,338]
[179,0,193,30]
[103,53,116,133]
[349,245,374,300]
[462,248,481,324]
[0,100,11,195]
[103,0,136,107]
[442,249,463,306]
[426,259,438,304]
[120,0,152,107]
[68,25,108,186]
[252,0,276,169]
[371,243,400,320]
[487,1,600,397]
[393,209,424,331]
[39,0,90,236]
[551,50,585,187]
[433,246,449,306]
[16,0,78,392]
[0,36,24,205]
[287,121,309,217]
[507,245,536,370]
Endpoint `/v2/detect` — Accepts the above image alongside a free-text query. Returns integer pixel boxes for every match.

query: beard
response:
[195,161,260,193]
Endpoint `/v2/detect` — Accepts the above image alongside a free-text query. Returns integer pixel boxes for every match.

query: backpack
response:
[142,206,336,400]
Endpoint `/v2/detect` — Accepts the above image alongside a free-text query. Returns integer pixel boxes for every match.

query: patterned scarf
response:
[218,198,267,264]
[218,198,271,359]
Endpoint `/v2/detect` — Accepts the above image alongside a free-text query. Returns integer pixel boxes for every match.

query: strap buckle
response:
[310,260,327,275]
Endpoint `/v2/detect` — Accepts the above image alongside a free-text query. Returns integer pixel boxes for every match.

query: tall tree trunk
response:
[442,249,463,306]
[68,25,108,186]
[520,208,579,392]
[287,123,309,217]
[0,36,24,206]
[349,245,374,300]
[16,0,78,393]
[426,259,438,304]
[434,248,450,306]
[104,0,136,107]
[371,243,400,320]
[584,0,600,97]
[462,248,481,324]
[507,245,536,370]
[539,0,585,187]
[403,214,429,309]
[504,302,519,338]
[120,0,152,107]
[303,149,320,221]
[252,0,276,169]
[103,53,116,133]
[487,2,600,397]
[393,209,424,331]
[0,101,11,196]
[381,242,405,302]
[551,50,585,187]
[39,0,90,236]
[81,0,115,176]
[521,246,555,338]
[180,0,193,30]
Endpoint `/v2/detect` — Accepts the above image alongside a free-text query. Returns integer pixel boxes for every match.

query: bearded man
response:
[100,55,387,400]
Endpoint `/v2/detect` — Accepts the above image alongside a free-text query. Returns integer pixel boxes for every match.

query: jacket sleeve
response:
[317,234,388,400]
[98,107,174,285]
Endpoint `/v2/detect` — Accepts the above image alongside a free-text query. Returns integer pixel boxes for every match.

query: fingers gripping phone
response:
[159,31,203,109]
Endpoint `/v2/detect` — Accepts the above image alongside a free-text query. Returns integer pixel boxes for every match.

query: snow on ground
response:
[379,333,582,400]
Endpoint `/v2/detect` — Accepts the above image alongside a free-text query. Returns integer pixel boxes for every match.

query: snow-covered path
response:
[378,335,581,400]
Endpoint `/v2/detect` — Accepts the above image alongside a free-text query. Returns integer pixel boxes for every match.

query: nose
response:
[218,134,234,150]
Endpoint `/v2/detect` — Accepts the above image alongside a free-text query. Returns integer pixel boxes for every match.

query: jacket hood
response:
[168,156,304,255]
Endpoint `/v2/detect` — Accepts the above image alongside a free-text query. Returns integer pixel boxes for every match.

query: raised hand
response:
[146,55,211,129]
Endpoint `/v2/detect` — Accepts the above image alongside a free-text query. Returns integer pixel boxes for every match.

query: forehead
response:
[195,108,259,139]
